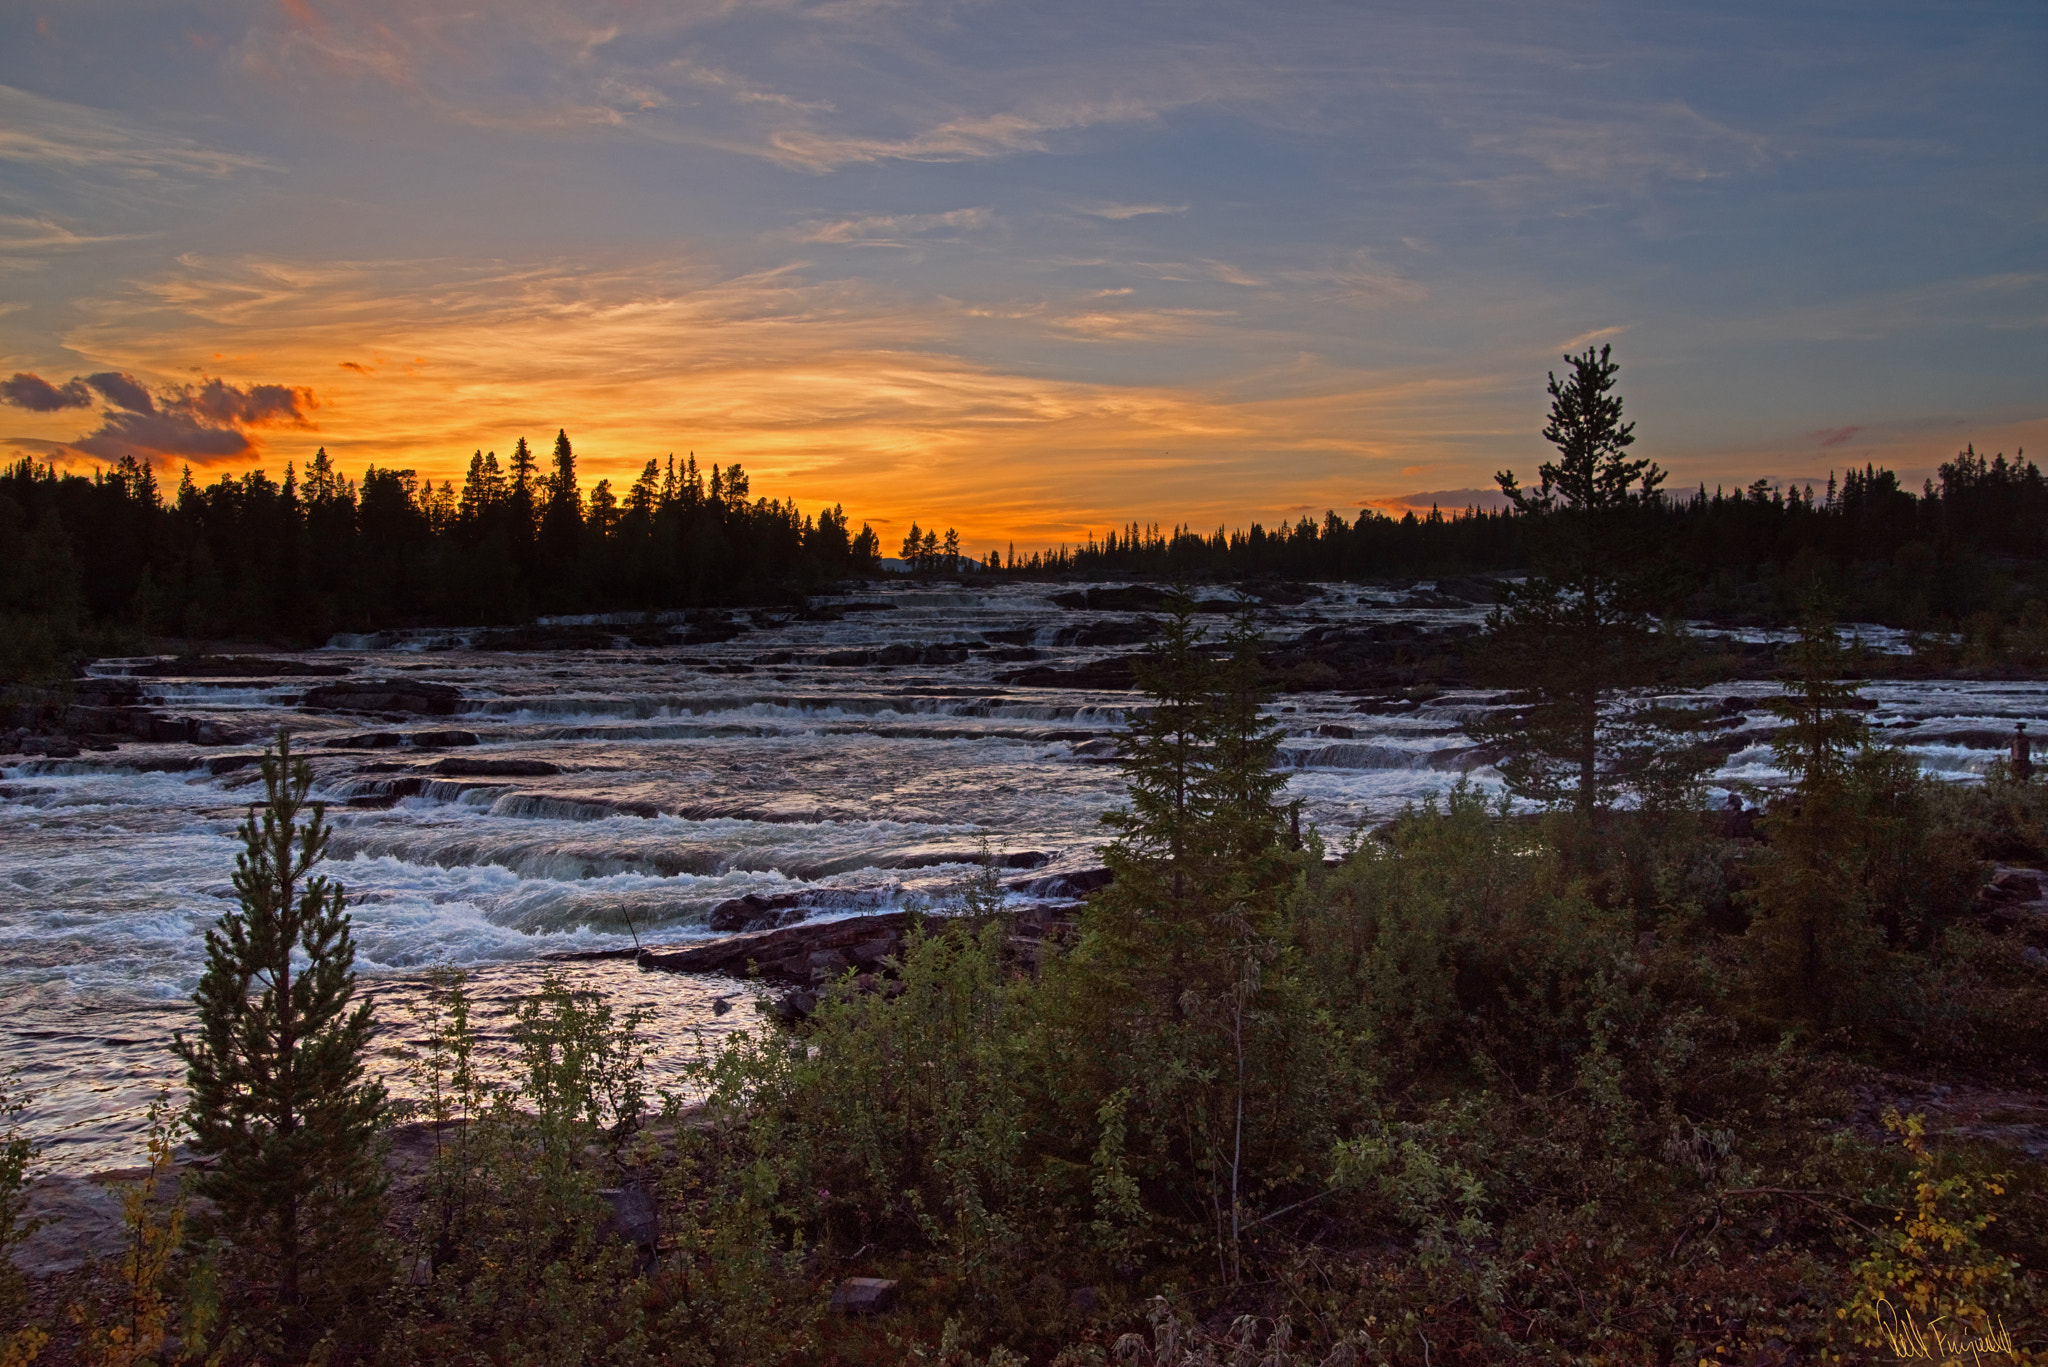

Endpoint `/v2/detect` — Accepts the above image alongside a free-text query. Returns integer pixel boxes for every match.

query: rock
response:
[1061,619,1159,648]
[9,1174,130,1275]
[132,655,349,678]
[427,757,561,777]
[1009,867,1113,899]
[1434,576,1500,604]
[321,732,405,749]
[708,892,809,932]
[639,912,911,983]
[596,1185,659,1268]
[772,988,819,1021]
[407,729,479,748]
[830,1277,900,1315]
[303,680,463,715]
[1001,657,1141,690]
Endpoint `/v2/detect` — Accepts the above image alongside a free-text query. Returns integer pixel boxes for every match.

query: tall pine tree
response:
[1477,345,1687,817]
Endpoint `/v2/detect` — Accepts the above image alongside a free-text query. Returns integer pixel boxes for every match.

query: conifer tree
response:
[1478,345,1681,817]
[1768,596,1868,786]
[507,435,538,549]
[174,730,388,1325]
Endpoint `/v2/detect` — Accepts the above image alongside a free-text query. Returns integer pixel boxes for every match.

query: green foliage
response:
[689,917,1040,1321]
[383,968,658,1366]
[1743,745,1982,1032]
[171,729,389,1332]
[1835,1111,2038,1364]
[0,1071,40,1338]
[513,972,652,1164]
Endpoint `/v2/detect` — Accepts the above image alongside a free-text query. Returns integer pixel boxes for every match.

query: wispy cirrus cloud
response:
[0,84,274,182]
[1077,202,1188,220]
[794,207,992,245]
[763,98,1171,171]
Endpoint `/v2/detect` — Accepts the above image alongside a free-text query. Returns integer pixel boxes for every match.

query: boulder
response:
[407,729,480,748]
[1434,576,1500,604]
[830,1277,900,1315]
[708,892,809,933]
[596,1186,659,1268]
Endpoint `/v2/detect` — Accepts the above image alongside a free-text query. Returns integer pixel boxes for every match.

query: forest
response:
[3,423,2044,696]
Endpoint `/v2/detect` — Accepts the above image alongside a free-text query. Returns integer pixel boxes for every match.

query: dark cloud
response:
[1,372,93,411]
[2,370,316,463]
[83,371,156,414]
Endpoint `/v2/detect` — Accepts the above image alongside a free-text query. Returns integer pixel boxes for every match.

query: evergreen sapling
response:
[173,730,388,1322]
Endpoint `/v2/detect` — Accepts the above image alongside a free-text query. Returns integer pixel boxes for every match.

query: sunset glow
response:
[2,3,2043,551]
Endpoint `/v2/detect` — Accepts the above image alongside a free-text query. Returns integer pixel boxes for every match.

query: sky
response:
[0,1,2043,552]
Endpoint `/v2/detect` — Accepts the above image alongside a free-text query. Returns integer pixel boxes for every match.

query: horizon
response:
[1,2,2042,554]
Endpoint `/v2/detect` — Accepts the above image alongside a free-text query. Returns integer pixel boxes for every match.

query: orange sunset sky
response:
[2,2,2044,553]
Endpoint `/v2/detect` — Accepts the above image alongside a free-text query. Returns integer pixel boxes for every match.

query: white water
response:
[4,580,2043,1171]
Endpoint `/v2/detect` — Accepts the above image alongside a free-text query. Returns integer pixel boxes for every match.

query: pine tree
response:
[174,730,388,1324]
[507,436,538,550]
[1477,345,1683,817]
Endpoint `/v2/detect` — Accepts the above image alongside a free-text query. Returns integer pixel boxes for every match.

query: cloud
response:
[0,214,136,256]
[84,371,156,413]
[4,368,316,462]
[0,83,273,182]
[1078,203,1188,220]
[1468,103,1772,192]
[1283,251,1427,308]
[1813,425,1861,448]
[795,207,992,245]
[765,98,1166,171]
[1,373,93,411]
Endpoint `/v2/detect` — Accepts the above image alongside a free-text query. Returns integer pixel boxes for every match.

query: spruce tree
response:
[174,730,388,1323]
[1477,344,1686,817]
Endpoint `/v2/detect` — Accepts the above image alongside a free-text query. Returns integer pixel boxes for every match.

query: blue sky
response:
[1,0,2042,547]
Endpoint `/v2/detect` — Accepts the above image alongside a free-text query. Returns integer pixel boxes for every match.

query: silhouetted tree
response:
[1477,345,1676,817]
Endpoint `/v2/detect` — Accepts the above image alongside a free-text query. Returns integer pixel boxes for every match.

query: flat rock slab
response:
[638,913,911,983]
[10,1175,129,1275]
[302,680,463,715]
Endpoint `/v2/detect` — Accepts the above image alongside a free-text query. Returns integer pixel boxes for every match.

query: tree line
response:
[3,397,2042,692]
[961,443,2046,631]
[0,430,881,678]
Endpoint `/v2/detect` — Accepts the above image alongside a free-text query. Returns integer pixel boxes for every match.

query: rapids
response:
[3,579,2043,1171]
